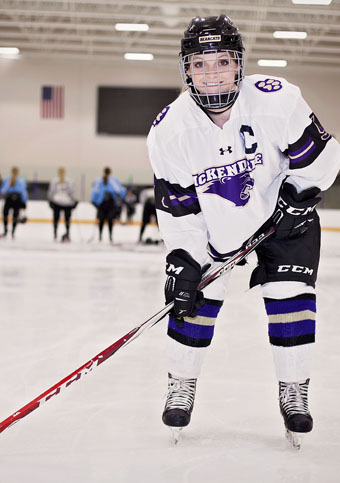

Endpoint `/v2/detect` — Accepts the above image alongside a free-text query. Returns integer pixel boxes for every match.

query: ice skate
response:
[279,379,313,450]
[162,373,197,443]
[61,233,70,242]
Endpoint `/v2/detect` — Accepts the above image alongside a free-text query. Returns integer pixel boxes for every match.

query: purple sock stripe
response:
[196,303,222,318]
[168,317,215,340]
[265,298,316,316]
[268,319,316,338]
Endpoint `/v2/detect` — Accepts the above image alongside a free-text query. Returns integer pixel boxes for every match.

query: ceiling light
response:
[124,53,154,61]
[115,23,149,32]
[0,47,20,56]
[273,31,307,39]
[292,0,332,5]
[258,59,288,67]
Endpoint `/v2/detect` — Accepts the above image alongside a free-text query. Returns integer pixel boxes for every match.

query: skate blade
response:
[285,429,304,450]
[169,427,183,445]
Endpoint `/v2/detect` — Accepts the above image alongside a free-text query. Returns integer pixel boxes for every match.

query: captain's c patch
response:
[255,78,282,92]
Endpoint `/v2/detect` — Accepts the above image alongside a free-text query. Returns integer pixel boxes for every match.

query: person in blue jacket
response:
[91,167,126,242]
[1,167,28,239]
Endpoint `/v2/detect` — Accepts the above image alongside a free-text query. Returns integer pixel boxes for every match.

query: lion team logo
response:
[255,78,282,92]
[193,154,263,207]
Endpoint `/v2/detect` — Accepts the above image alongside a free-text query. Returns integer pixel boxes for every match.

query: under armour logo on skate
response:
[219,146,233,155]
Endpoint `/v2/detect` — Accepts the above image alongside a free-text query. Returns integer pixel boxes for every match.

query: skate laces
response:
[279,379,310,417]
[165,374,197,412]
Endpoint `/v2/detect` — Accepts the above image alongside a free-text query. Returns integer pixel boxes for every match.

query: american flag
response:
[41,86,64,119]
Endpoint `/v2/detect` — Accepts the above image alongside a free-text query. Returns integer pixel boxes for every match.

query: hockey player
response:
[47,167,78,242]
[91,167,126,242]
[138,186,157,243]
[147,15,340,447]
[1,166,28,239]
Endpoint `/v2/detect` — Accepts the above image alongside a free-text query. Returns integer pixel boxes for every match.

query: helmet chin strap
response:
[204,105,231,115]
[191,88,240,114]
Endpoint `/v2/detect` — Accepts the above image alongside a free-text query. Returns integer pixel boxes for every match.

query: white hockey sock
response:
[263,281,315,382]
[167,337,207,379]
[272,344,314,382]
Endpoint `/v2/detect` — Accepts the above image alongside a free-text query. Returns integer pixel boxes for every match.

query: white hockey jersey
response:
[48,177,76,206]
[147,75,340,265]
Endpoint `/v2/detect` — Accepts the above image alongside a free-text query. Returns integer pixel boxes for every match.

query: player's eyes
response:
[218,59,230,67]
[190,58,231,70]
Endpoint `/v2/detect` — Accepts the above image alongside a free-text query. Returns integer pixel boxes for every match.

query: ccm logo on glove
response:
[272,183,321,239]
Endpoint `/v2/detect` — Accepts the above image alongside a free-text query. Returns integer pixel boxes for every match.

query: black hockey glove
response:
[165,249,206,319]
[272,183,321,239]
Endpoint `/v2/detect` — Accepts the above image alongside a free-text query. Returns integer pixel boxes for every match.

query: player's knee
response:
[261,281,315,299]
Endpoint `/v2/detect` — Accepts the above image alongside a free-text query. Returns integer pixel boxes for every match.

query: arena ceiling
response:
[0,0,340,70]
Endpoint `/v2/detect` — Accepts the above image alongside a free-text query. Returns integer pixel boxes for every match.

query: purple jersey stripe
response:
[289,138,313,157]
[288,139,316,164]
[168,190,198,207]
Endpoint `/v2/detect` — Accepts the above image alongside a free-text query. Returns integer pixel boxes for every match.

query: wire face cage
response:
[179,49,244,110]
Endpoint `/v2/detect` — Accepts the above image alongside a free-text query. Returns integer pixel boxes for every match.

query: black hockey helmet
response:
[181,15,244,57]
[179,15,245,111]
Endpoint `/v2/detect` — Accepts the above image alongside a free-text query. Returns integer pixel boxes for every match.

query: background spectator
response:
[91,167,126,243]
[47,167,78,242]
[138,186,157,243]
[1,166,28,239]
[121,184,137,224]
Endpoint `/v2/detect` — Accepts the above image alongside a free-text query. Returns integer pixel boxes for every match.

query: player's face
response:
[187,51,238,95]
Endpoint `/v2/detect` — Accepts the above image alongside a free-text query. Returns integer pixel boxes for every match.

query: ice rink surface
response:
[0,215,340,483]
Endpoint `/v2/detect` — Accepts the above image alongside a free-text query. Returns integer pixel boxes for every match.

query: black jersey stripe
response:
[284,113,331,170]
[154,177,201,217]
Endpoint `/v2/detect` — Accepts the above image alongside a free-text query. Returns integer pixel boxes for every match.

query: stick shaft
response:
[0,226,274,433]
[0,304,170,433]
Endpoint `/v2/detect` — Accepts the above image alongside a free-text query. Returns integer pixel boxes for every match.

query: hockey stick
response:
[0,225,275,434]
